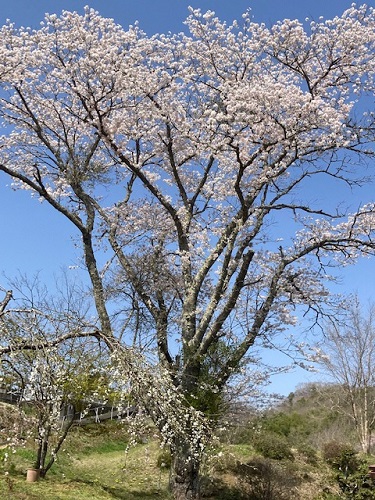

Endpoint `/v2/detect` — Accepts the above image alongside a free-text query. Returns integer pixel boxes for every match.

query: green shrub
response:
[0,448,16,476]
[260,411,314,440]
[262,413,293,437]
[253,432,294,461]
[156,448,172,469]
[324,448,375,499]
[297,444,318,465]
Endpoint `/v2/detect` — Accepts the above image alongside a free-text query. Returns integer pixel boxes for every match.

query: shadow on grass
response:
[102,485,168,499]
[69,478,170,499]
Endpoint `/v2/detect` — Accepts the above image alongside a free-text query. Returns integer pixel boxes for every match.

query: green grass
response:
[226,444,254,459]
[0,422,172,500]
[0,419,335,500]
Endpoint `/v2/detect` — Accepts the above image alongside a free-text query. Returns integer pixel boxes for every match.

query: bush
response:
[297,444,318,465]
[324,447,375,499]
[322,441,353,464]
[199,475,243,500]
[253,432,294,461]
[156,448,172,469]
[234,457,299,500]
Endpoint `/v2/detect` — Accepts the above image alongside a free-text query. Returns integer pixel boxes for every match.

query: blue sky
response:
[0,1,369,33]
[1,0,375,395]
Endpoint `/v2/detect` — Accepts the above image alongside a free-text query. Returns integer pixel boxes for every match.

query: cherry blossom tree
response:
[1,5,375,497]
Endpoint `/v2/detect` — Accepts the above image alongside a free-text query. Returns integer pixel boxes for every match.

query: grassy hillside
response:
[0,422,172,500]
[0,420,337,500]
[1,385,375,499]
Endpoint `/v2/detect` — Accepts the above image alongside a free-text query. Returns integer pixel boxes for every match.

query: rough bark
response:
[170,441,201,500]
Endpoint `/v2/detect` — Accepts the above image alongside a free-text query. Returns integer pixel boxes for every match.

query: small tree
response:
[0,278,107,476]
[20,343,111,476]
[316,298,375,454]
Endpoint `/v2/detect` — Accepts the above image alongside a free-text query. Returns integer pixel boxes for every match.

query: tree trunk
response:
[170,443,201,500]
[39,426,50,478]
[167,358,206,499]
[42,415,75,477]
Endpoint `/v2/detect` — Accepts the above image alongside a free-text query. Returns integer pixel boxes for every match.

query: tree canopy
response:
[1,5,375,498]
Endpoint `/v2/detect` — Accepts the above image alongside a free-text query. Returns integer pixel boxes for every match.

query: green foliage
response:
[156,448,172,469]
[296,443,318,465]
[61,364,123,412]
[252,431,294,461]
[262,411,312,439]
[13,448,35,463]
[324,448,375,499]
[188,340,242,419]
[0,447,16,476]
[262,412,294,437]
[226,409,316,448]
[3,436,173,499]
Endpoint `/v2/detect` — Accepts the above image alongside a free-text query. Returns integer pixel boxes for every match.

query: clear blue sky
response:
[1,0,375,395]
[0,1,369,34]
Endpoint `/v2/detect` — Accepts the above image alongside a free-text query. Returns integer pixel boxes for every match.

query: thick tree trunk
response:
[167,358,205,499]
[170,444,201,500]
